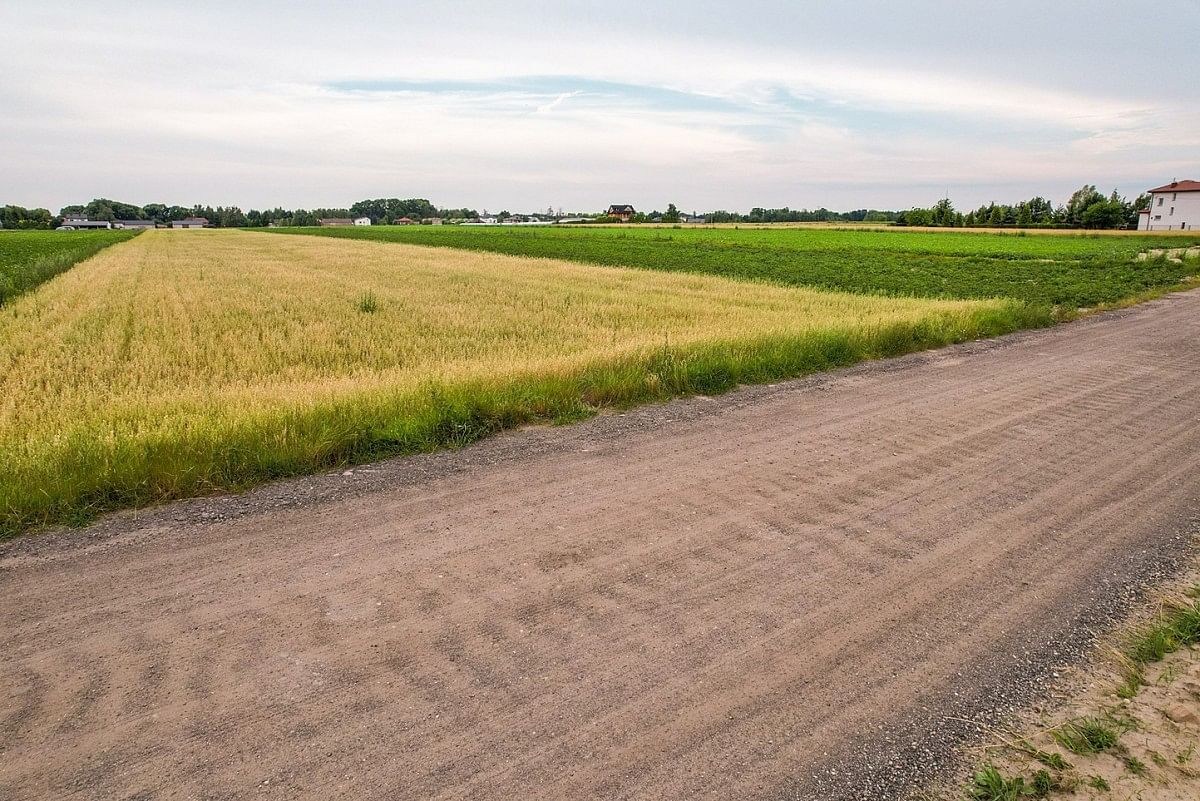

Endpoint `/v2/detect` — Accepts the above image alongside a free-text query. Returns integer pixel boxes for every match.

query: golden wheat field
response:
[0,230,1029,533]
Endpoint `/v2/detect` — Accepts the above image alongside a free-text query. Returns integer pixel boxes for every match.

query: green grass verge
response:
[0,302,1046,537]
[264,225,1200,309]
[1050,717,1122,755]
[968,764,1066,799]
[1116,587,1200,698]
[0,230,138,305]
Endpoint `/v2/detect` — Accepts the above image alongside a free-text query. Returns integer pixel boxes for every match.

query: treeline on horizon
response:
[895,185,1149,229]
[0,198,482,230]
[618,204,897,224]
[0,184,1151,231]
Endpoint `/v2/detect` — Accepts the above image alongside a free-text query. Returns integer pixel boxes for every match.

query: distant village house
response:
[115,220,156,230]
[606,204,635,222]
[354,217,372,226]
[58,214,112,230]
[1138,180,1198,231]
[170,217,209,229]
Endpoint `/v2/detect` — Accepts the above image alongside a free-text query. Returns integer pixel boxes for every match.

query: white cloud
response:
[1,1,1196,212]
[535,91,581,114]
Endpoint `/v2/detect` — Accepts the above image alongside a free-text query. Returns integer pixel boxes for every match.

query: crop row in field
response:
[0,230,1046,535]
[0,229,138,305]
[271,226,1200,309]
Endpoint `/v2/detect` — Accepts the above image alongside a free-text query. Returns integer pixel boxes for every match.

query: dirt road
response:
[3,292,1199,801]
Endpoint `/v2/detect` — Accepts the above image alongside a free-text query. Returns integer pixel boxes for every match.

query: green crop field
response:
[0,229,138,306]
[270,225,1200,309]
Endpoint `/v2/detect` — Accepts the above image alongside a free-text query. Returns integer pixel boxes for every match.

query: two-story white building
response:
[1138,180,1199,231]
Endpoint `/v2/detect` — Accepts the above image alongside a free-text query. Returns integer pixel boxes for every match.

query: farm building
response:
[354,217,371,226]
[606,204,635,221]
[318,218,354,227]
[170,217,209,229]
[1138,180,1198,231]
[394,217,415,225]
[59,215,112,229]
[421,217,444,225]
[115,220,156,230]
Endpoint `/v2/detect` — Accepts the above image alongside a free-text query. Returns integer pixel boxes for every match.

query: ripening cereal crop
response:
[0,229,1039,534]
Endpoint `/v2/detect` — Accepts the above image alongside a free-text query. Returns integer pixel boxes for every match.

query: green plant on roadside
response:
[1131,625,1181,663]
[968,765,1037,800]
[1129,597,1200,662]
[1022,743,1070,771]
[1052,718,1120,755]
[1116,590,1200,698]
[1116,665,1144,699]
[1120,752,1148,776]
[966,763,1072,801]
[1156,661,1182,686]
[1030,769,1062,795]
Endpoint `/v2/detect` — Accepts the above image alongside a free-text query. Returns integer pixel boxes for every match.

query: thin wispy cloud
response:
[538,91,579,114]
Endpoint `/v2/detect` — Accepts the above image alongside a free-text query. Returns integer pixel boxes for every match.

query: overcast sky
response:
[3,1,1198,214]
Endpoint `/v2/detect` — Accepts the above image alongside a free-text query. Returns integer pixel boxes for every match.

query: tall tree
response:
[1065,185,1105,225]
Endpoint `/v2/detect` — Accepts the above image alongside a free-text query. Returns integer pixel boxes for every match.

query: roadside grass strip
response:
[1116,588,1200,698]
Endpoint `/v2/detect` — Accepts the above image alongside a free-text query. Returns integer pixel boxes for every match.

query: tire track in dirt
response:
[2,292,1199,800]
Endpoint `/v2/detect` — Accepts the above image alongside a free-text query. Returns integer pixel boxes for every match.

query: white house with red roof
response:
[1138,179,1199,231]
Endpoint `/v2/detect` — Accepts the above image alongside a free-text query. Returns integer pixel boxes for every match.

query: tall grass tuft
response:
[357,291,379,314]
[1116,588,1200,697]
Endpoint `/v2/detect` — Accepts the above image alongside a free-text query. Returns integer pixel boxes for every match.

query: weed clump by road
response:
[955,587,1200,800]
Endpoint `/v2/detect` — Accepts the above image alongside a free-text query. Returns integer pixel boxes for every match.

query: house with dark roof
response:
[58,214,112,230]
[115,220,156,230]
[1138,180,1199,231]
[171,217,209,229]
[605,204,635,221]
